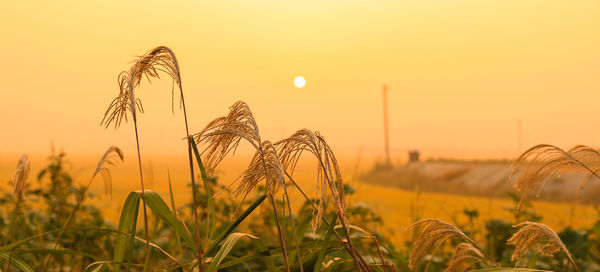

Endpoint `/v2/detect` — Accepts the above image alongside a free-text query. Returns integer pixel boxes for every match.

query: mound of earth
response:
[361,161,600,204]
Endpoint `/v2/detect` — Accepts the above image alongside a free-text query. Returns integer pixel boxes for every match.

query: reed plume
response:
[101,45,204,270]
[507,222,579,271]
[409,219,497,270]
[93,146,124,196]
[236,141,285,197]
[276,129,369,271]
[446,243,487,272]
[276,129,344,231]
[193,101,261,172]
[510,144,600,208]
[12,154,30,199]
[193,101,293,271]
[101,46,184,129]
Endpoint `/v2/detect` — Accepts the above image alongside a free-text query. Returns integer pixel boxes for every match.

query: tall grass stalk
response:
[102,46,204,270]
[282,182,304,272]
[41,146,124,271]
[4,154,30,271]
[167,171,185,266]
[284,171,373,271]
[193,102,292,271]
[255,142,292,272]
[276,129,368,271]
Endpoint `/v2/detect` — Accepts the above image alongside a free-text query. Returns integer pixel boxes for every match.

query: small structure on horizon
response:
[408,149,420,163]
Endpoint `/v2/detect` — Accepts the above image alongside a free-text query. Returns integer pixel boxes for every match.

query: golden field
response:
[2,152,595,249]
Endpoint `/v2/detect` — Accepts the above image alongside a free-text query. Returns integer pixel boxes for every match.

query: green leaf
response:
[0,252,33,272]
[207,233,260,272]
[113,191,141,272]
[142,190,197,252]
[215,240,277,272]
[314,215,338,272]
[190,139,216,240]
[206,194,267,256]
[167,174,185,265]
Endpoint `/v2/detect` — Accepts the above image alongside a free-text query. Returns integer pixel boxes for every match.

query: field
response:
[2,148,598,271]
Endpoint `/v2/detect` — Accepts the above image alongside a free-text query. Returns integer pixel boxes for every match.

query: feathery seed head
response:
[510,144,600,208]
[193,101,261,173]
[446,243,486,272]
[507,221,578,271]
[101,46,182,129]
[276,129,345,231]
[13,153,30,198]
[92,146,124,196]
[236,141,285,197]
[408,219,483,270]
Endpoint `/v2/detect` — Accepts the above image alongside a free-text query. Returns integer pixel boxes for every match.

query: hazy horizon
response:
[2,0,599,161]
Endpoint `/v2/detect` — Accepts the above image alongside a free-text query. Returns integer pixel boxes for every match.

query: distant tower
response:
[382,84,391,166]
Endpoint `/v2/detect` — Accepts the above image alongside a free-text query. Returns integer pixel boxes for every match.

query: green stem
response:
[133,116,151,272]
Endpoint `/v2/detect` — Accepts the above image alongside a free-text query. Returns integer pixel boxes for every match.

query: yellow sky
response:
[1,0,599,162]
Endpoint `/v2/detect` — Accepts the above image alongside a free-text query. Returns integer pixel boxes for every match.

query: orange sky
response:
[1,0,599,162]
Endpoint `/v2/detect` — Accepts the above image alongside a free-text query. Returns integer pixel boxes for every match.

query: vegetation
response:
[1,46,599,271]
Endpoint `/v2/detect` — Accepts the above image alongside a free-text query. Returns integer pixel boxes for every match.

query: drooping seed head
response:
[507,221,578,271]
[92,146,125,196]
[236,141,285,198]
[275,129,344,232]
[102,46,182,129]
[193,101,261,173]
[408,219,485,270]
[446,243,487,272]
[510,144,600,208]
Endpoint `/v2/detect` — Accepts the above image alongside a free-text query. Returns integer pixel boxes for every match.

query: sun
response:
[294,76,306,88]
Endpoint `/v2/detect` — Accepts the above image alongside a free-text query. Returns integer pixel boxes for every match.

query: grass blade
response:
[0,252,33,272]
[205,194,267,256]
[207,233,259,272]
[142,190,197,252]
[167,173,185,265]
[314,214,338,272]
[113,191,141,272]
[190,139,216,240]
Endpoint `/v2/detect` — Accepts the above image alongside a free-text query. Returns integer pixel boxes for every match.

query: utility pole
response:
[382,84,391,166]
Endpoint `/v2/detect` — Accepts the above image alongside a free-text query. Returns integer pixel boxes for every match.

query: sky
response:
[1,0,599,163]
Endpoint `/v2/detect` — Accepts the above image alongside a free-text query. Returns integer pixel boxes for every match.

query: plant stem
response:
[5,196,22,272]
[285,172,372,271]
[167,173,185,267]
[133,116,151,272]
[41,176,93,271]
[268,195,290,272]
[178,76,204,271]
[315,156,368,272]
[255,140,290,272]
[282,183,304,272]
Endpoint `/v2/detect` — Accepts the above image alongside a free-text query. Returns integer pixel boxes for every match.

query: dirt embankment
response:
[361,161,600,204]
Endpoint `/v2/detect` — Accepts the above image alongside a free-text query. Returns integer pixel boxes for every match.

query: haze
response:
[1,0,599,162]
